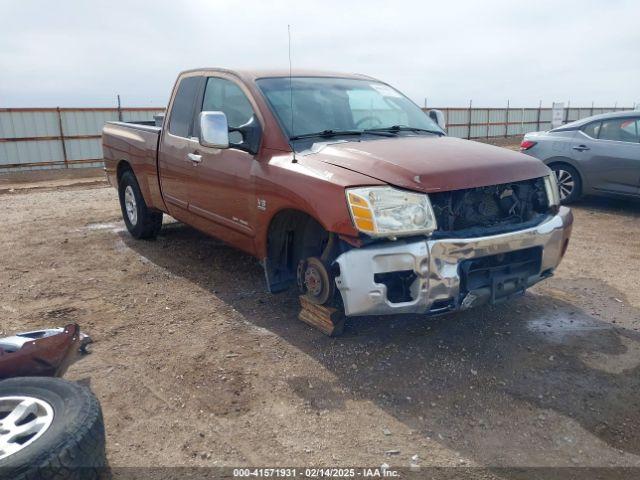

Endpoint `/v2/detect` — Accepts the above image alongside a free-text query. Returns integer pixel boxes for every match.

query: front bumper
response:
[334,207,573,316]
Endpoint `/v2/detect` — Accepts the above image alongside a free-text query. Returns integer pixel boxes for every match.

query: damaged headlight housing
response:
[346,186,437,237]
[544,174,561,208]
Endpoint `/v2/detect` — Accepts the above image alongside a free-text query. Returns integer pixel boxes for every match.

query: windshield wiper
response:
[365,125,445,136]
[290,128,397,141]
[290,129,363,141]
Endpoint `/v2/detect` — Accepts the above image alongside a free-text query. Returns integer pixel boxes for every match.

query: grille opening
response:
[430,177,549,236]
[374,270,417,304]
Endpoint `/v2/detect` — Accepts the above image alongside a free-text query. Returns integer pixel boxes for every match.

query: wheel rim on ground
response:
[0,396,54,460]
[554,169,575,200]
[124,185,138,225]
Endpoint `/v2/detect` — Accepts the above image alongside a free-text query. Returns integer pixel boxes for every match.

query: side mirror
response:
[199,111,229,148]
[428,109,446,131]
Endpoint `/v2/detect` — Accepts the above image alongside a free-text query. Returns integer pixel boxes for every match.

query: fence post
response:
[590,101,594,117]
[504,100,509,138]
[467,100,472,139]
[117,94,123,121]
[564,100,570,124]
[486,108,490,139]
[56,107,69,169]
[536,100,541,132]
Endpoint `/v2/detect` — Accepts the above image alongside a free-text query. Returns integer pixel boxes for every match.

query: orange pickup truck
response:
[102,68,572,317]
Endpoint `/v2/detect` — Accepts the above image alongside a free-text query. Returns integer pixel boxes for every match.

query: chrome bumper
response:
[335,207,573,317]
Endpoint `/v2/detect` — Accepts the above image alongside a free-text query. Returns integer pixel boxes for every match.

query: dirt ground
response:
[1,159,640,474]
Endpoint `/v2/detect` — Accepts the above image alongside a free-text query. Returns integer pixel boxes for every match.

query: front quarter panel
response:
[250,149,386,258]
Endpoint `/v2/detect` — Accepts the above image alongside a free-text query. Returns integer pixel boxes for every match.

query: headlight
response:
[346,186,437,237]
[544,174,560,208]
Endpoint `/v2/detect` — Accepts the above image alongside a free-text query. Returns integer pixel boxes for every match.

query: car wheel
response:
[550,164,581,204]
[0,377,106,480]
[118,170,163,239]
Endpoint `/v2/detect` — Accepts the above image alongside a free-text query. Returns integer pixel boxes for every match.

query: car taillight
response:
[520,140,537,151]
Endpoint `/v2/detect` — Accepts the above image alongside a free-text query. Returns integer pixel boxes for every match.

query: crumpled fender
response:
[0,324,92,379]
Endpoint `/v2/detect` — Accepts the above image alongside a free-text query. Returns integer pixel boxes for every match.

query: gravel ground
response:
[1,175,640,474]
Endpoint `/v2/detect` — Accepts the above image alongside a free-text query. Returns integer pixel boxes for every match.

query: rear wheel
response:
[550,163,581,204]
[118,170,163,239]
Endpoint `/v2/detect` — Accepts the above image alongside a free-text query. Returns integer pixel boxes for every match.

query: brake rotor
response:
[297,257,334,305]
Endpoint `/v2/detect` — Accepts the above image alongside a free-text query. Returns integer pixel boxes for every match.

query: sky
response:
[1,0,639,108]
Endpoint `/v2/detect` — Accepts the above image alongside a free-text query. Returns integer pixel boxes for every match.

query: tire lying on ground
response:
[0,377,106,480]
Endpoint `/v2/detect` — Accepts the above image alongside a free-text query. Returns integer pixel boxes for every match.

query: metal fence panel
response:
[470,109,488,123]
[488,110,505,123]
[65,138,102,161]
[487,124,504,137]
[447,109,469,125]
[62,110,119,136]
[447,125,468,138]
[0,110,60,139]
[122,110,164,122]
[539,109,552,121]
[0,139,64,166]
[0,107,161,171]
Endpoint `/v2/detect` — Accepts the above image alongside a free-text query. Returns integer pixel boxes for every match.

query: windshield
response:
[256,77,443,140]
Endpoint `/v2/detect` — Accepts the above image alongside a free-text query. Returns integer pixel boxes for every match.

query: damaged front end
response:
[334,176,572,317]
[0,324,92,379]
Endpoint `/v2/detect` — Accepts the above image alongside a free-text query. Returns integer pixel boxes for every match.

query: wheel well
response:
[264,209,330,293]
[116,160,134,184]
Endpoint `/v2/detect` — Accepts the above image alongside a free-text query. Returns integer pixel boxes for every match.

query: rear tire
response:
[550,163,582,204]
[118,170,163,239]
[0,377,106,480]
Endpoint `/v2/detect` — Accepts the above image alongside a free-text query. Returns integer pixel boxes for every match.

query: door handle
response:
[572,145,590,151]
[187,152,202,164]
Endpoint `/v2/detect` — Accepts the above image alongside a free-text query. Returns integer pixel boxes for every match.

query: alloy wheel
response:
[555,169,575,201]
[0,396,54,460]
[124,185,138,225]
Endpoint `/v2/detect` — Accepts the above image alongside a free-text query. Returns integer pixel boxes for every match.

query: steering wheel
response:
[355,116,383,129]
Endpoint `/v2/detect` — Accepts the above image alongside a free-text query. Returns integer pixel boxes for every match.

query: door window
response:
[168,76,200,138]
[581,121,601,139]
[620,118,640,143]
[202,77,255,144]
[598,118,640,143]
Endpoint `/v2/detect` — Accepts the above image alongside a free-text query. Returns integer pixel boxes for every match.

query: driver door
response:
[186,76,259,253]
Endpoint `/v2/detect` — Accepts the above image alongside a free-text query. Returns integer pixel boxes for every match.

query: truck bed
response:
[102,121,164,210]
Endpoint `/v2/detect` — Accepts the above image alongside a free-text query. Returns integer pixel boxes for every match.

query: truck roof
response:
[179,67,377,82]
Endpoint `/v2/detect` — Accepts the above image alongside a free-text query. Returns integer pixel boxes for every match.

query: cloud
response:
[1,0,638,107]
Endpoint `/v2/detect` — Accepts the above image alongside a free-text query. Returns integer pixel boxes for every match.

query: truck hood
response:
[304,135,550,193]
